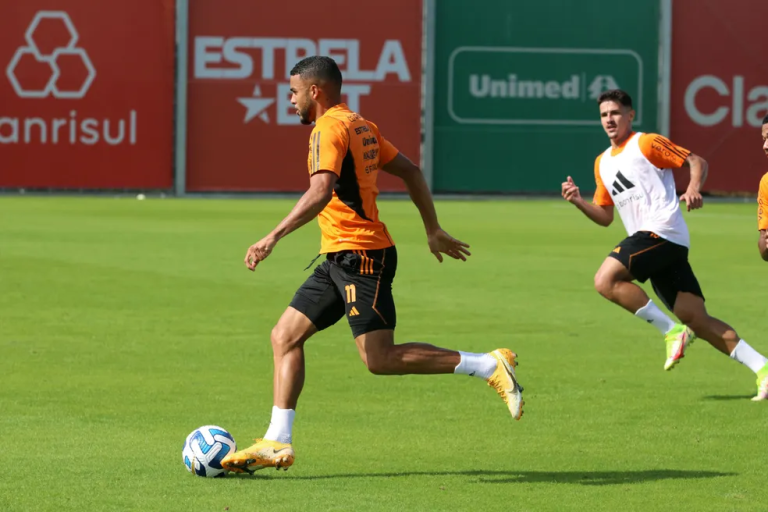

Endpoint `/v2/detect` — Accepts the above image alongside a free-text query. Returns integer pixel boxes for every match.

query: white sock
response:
[730,340,768,373]
[263,406,295,444]
[454,351,497,380]
[635,300,676,335]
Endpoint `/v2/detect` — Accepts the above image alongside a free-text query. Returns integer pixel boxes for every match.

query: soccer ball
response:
[182,425,237,478]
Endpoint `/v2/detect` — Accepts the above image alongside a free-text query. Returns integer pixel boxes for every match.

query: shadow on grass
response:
[701,395,755,401]
[233,469,734,486]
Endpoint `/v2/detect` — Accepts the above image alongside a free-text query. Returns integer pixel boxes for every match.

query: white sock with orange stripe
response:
[635,300,676,335]
[454,351,497,380]
[264,406,295,444]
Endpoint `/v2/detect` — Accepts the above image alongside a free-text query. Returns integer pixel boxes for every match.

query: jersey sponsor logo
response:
[650,136,688,163]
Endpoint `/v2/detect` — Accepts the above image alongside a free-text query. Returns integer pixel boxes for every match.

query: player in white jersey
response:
[561,89,768,400]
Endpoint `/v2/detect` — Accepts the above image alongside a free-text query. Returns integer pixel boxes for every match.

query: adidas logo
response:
[611,170,635,196]
[349,307,360,317]
[612,247,621,254]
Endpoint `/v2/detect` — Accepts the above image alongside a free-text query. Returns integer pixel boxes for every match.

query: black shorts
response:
[608,231,704,310]
[289,246,397,338]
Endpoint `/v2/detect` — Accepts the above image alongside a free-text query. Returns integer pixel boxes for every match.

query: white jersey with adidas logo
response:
[593,132,692,248]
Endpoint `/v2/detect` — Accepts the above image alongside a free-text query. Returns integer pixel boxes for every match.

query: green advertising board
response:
[431,0,661,193]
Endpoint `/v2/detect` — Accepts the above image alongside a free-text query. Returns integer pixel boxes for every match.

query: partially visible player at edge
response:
[221,56,524,474]
[756,114,768,265]
[561,89,768,400]
[755,115,768,402]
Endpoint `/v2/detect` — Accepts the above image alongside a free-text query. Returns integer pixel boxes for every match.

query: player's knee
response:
[364,349,397,375]
[270,324,301,353]
[593,271,615,299]
[366,360,388,375]
[365,356,391,375]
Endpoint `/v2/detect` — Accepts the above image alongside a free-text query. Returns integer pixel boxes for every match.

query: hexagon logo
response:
[6,11,96,99]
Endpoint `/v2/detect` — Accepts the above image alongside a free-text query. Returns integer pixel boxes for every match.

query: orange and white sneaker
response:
[220,438,295,474]
[486,349,524,420]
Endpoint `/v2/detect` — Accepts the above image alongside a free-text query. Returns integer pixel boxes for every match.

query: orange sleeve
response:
[638,133,691,169]
[308,118,349,176]
[592,154,613,206]
[368,121,399,166]
[758,173,768,230]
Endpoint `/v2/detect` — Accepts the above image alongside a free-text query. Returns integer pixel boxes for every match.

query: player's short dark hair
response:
[763,114,768,126]
[290,56,342,94]
[597,89,633,109]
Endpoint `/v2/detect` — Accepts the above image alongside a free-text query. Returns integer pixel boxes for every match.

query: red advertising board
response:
[186,0,421,192]
[670,0,768,193]
[0,1,175,189]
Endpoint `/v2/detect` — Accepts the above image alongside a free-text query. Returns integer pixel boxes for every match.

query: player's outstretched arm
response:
[561,176,614,227]
[382,153,471,262]
[678,153,708,211]
[244,171,337,271]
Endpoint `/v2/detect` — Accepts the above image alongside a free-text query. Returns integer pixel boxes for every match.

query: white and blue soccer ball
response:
[182,425,237,478]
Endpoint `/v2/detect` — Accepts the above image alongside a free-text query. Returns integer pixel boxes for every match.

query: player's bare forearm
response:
[683,153,708,192]
[561,176,613,227]
[269,172,336,241]
[382,153,440,233]
[573,197,614,227]
[402,170,441,233]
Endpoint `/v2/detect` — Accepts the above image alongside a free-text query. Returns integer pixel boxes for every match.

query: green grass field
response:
[2,196,767,511]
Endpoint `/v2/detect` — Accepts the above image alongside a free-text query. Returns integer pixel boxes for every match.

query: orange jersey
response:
[758,172,768,230]
[307,104,398,253]
[593,133,691,206]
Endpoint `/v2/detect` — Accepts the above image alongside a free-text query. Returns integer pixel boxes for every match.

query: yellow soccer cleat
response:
[752,363,768,402]
[487,348,524,420]
[220,438,295,474]
[664,324,696,371]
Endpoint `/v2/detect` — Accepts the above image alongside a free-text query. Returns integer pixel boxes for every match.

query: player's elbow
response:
[396,165,423,185]
[688,153,708,169]
[760,247,768,262]
[382,153,422,182]
[598,217,613,227]
[598,209,614,227]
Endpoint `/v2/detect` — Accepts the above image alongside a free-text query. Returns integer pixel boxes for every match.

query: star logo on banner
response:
[238,85,275,123]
